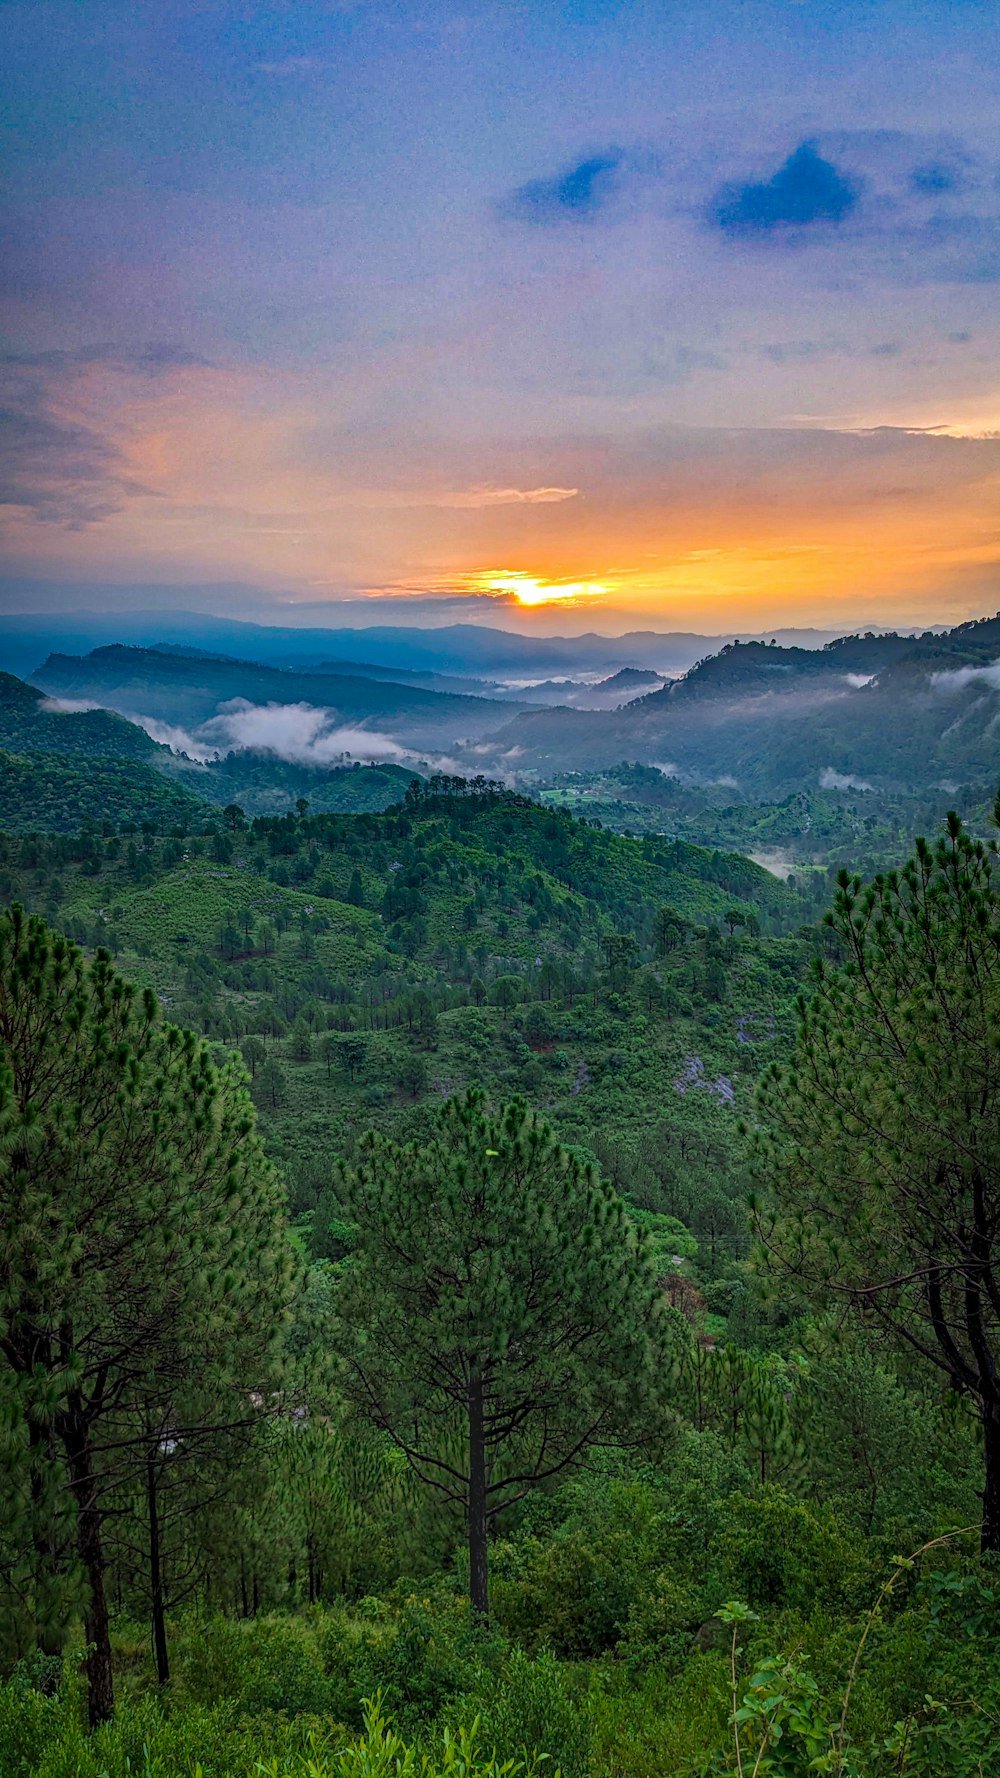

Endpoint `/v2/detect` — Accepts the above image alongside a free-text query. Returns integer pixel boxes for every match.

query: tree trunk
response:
[61,1413,114,1726]
[981,1398,1000,1553]
[146,1451,170,1686]
[27,1416,67,1660]
[467,1365,489,1620]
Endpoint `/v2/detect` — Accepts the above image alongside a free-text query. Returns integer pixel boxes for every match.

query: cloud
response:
[0,343,212,373]
[431,485,578,509]
[505,152,623,224]
[820,767,873,791]
[712,142,860,236]
[929,659,1000,694]
[0,404,140,527]
[133,699,410,766]
[39,695,104,714]
[0,341,204,529]
[126,699,460,773]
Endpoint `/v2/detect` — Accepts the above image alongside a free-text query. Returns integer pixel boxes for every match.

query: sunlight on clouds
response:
[461,570,613,607]
[431,486,579,510]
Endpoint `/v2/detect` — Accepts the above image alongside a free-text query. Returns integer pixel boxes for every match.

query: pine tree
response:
[0,906,298,1721]
[754,815,1000,1549]
[335,1090,674,1618]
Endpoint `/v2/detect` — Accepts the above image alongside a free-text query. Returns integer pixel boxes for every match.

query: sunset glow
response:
[465,572,614,608]
[1,2,998,634]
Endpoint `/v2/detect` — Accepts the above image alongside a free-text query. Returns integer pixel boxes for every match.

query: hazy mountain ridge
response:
[0,596,852,680]
[30,644,532,747]
[485,616,1000,796]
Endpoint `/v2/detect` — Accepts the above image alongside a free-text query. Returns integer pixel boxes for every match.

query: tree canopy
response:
[0,905,299,1719]
[754,815,1000,1547]
[335,1090,675,1615]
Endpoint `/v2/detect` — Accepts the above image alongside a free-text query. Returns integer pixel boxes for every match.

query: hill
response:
[0,780,800,1260]
[30,645,528,746]
[536,763,987,880]
[487,615,1000,798]
[0,747,211,833]
[164,754,421,818]
[0,669,163,761]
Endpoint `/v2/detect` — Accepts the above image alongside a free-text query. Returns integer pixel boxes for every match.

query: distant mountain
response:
[479,616,1000,797]
[0,595,850,681]
[599,667,666,689]
[30,645,526,747]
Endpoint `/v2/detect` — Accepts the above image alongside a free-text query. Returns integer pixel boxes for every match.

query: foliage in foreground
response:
[2,1546,1000,1778]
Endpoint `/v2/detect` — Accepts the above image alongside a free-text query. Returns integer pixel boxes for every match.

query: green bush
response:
[349,1596,501,1730]
[714,1488,873,1613]
[458,1649,590,1778]
[0,1685,544,1778]
[175,1615,340,1718]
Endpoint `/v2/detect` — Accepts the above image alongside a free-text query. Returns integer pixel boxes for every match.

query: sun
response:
[466,569,612,607]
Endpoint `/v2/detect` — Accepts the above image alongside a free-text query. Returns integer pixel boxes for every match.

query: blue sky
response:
[1,0,998,630]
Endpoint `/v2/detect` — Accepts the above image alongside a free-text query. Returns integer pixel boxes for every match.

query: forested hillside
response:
[536,763,996,879]
[1,770,999,1777]
[492,614,1000,797]
[0,747,211,833]
[0,670,163,762]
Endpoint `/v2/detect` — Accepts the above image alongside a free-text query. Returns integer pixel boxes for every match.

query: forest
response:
[1,770,999,1778]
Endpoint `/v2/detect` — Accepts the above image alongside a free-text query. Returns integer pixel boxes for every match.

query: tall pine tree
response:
[335,1090,674,1618]
[0,906,298,1721]
[753,815,1000,1549]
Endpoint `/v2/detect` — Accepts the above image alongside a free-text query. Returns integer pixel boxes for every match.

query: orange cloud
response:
[3,354,999,633]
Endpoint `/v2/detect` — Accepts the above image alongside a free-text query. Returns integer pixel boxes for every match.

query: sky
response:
[1,0,999,636]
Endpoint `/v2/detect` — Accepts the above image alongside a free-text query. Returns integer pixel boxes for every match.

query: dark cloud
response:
[0,383,149,529]
[504,151,623,224]
[910,161,964,195]
[712,142,860,236]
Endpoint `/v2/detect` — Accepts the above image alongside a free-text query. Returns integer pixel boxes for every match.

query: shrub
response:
[349,1596,501,1730]
[458,1649,590,1778]
[714,1489,872,1613]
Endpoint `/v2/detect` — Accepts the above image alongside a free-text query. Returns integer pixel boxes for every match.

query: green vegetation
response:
[535,763,996,882]
[0,671,160,763]
[0,907,297,1721]
[0,747,211,833]
[756,808,1000,1549]
[337,1093,671,1616]
[168,755,420,818]
[1,753,999,1777]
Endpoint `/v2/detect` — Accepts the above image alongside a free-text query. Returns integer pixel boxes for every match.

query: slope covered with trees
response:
[491,614,1000,799]
[1,767,999,1777]
[0,747,211,834]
